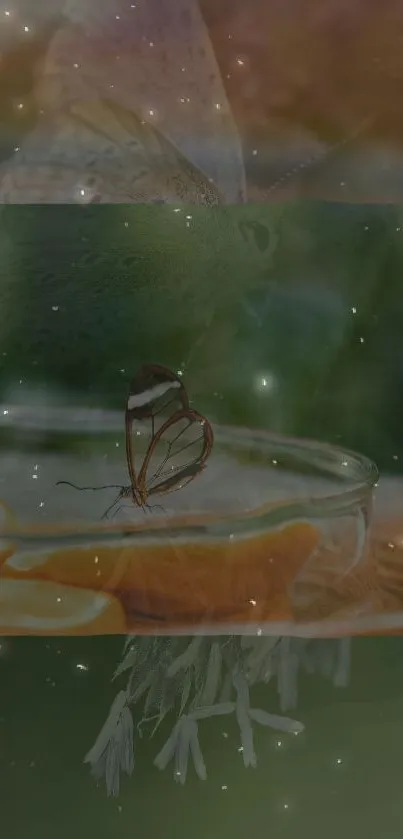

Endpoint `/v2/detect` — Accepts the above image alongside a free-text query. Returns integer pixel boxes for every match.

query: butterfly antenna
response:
[56,481,125,492]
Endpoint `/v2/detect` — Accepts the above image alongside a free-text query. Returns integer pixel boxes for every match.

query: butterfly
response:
[0,96,224,205]
[57,364,214,519]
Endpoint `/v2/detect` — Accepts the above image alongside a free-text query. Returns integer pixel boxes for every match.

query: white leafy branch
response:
[85,635,350,795]
[84,690,134,797]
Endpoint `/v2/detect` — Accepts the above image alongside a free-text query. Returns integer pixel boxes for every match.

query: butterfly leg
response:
[108,503,136,521]
[150,503,166,513]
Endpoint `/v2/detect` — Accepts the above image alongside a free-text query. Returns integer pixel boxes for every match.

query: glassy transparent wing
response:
[125,365,190,496]
[0,98,224,204]
[43,0,245,202]
[139,409,214,497]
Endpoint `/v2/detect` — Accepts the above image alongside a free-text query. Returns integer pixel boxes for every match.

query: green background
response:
[1,201,403,839]
[1,201,403,470]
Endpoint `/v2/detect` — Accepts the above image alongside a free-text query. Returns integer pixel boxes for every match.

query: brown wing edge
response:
[138,408,214,501]
[125,364,191,506]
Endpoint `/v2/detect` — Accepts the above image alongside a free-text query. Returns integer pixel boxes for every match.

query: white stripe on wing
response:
[127,379,180,410]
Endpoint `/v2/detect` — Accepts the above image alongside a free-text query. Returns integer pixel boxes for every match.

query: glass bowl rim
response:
[1,420,379,548]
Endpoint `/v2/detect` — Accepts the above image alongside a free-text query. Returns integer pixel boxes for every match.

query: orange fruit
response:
[3,542,130,589]
[0,578,126,635]
[5,521,319,629]
[0,500,17,568]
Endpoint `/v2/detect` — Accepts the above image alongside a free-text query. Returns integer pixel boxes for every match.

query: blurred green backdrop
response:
[1,202,403,839]
[1,201,402,470]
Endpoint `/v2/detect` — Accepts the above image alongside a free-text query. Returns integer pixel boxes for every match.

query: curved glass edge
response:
[0,427,378,548]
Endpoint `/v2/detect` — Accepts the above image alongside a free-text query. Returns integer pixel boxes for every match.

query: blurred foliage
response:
[0,201,403,470]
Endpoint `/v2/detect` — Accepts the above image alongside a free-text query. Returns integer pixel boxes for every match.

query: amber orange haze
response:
[203,0,403,203]
[1,2,403,203]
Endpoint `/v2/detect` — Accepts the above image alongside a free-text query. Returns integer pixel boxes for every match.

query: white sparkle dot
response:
[149,109,155,117]
[23,25,30,32]
[3,409,8,415]
[214,103,222,110]
[336,757,342,765]
[221,785,228,791]
[249,599,256,606]
[73,63,79,69]
[359,337,365,343]
[4,10,10,16]
[236,57,245,65]
[351,306,357,314]
[52,305,59,312]
[255,372,277,394]
[149,41,154,47]
[252,149,258,156]
[56,597,62,603]
[76,663,89,672]
[14,146,20,152]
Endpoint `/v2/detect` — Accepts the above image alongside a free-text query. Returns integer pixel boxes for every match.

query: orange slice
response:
[3,543,130,589]
[0,579,126,635]
[0,501,17,567]
[5,521,319,627]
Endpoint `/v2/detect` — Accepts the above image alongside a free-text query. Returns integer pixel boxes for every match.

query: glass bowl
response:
[0,403,378,636]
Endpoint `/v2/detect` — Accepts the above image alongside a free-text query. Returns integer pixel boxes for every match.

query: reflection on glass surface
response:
[2,0,403,836]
